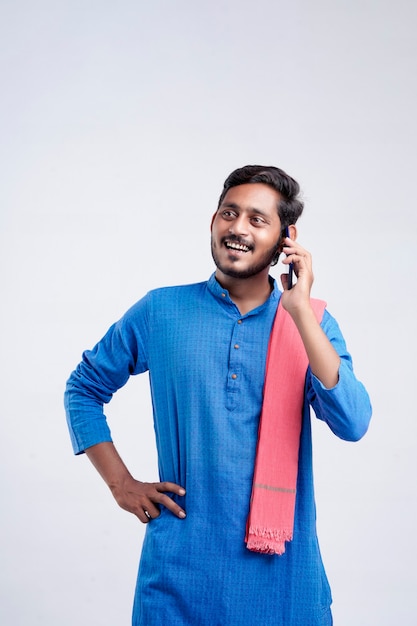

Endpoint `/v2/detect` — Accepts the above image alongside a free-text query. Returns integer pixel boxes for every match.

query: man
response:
[65,165,371,625]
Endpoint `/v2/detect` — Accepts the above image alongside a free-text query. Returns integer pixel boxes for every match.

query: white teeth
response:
[226,242,250,252]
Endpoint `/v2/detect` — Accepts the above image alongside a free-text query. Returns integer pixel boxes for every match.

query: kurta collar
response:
[206,272,281,317]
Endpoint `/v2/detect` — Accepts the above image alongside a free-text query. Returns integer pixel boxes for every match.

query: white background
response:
[1,1,416,624]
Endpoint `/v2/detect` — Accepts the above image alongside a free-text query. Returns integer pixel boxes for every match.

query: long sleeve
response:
[306,310,372,441]
[64,295,150,454]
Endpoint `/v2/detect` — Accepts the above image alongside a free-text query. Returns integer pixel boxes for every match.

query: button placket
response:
[225,318,245,410]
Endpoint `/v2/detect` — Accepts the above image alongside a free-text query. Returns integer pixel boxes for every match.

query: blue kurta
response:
[65,274,372,625]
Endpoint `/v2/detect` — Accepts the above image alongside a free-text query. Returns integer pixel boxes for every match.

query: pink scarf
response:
[245,298,326,555]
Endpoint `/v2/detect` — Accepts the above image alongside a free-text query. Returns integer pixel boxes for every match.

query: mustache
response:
[221,235,254,250]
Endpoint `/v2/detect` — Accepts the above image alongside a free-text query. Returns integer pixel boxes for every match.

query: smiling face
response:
[211,183,283,281]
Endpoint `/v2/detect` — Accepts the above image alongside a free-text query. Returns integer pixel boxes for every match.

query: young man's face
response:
[211,183,283,280]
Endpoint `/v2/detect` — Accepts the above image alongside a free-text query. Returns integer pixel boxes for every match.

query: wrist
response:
[288,301,317,328]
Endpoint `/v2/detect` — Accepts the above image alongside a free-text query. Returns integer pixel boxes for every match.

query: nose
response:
[229,214,249,237]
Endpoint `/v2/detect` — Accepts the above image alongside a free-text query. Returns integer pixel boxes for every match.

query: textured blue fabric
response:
[65,274,371,625]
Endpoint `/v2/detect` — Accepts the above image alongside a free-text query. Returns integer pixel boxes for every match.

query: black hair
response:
[217,164,304,230]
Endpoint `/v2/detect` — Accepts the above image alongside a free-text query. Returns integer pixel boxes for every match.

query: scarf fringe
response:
[246,526,293,556]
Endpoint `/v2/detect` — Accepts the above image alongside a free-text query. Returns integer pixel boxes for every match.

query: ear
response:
[278,224,298,253]
[210,211,217,231]
[287,224,298,241]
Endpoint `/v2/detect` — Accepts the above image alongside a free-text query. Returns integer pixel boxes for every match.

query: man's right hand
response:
[85,442,186,523]
[110,476,187,523]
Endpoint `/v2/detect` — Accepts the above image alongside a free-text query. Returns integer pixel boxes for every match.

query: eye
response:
[221,210,236,220]
[251,216,265,225]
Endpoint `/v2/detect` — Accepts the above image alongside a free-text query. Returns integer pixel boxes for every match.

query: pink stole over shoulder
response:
[245,298,326,555]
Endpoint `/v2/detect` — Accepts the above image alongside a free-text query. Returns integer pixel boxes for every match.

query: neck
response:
[215,268,273,315]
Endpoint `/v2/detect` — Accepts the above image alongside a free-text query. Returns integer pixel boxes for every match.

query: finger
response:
[133,481,187,521]
[137,508,153,524]
[142,500,161,519]
[281,273,289,290]
[156,492,187,519]
[282,240,300,255]
[282,255,298,268]
[283,249,303,260]
[284,253,310,276]
[140,495,186,521]
[283,236,294,244]
[283,238,299,252]
[156,481,186,496]
[145,482,187,519]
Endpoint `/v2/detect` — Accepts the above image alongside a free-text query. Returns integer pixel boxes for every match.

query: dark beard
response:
[211,236,281,280]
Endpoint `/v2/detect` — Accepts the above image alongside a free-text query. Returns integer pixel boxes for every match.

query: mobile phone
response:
[285,227,293,289]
